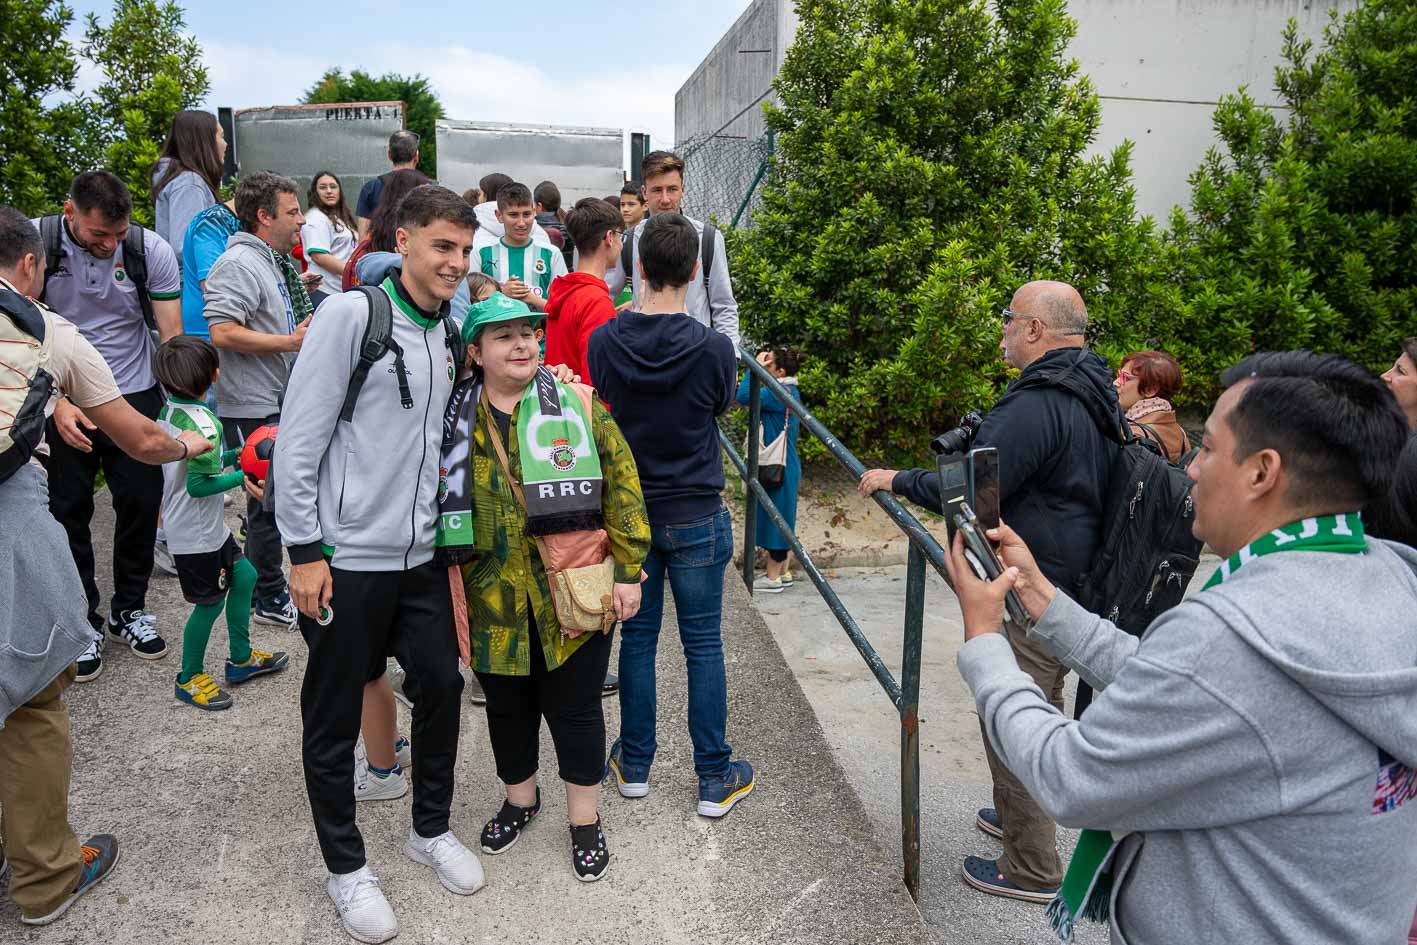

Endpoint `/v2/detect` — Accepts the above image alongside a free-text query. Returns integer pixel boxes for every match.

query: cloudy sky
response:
[62,0,757,148]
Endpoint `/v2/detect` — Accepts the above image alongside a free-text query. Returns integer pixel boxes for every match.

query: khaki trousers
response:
[979,627,1067,890]
[0,667,83,919]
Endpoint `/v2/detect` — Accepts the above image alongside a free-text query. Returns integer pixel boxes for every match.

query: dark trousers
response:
[44,385,163,626]
[299,560,464,874]
[476,621,612,788]
[226,416,285,600]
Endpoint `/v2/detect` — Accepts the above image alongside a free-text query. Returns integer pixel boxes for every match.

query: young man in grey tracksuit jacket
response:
[949,351,1417,945]
[274,186,482,944]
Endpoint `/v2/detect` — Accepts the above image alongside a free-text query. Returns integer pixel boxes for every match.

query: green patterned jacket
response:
[460,396,650,675]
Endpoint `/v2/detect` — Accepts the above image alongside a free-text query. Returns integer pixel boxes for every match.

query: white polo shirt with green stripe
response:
[478,238,568,302]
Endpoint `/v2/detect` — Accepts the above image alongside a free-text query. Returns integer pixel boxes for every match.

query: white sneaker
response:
[354,736,412,773]
[387,664,413,709]
[755,575,786,594]
[404,829,485,896]
[353,761,408,803]
[326,866,398,944]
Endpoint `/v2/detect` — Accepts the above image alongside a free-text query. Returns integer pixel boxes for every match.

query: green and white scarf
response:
[271,246,314,324]
[1046,512,1368,941]
[434,365,602,565]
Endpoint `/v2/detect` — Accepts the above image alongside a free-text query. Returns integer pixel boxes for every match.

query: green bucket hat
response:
[460,291,544,345]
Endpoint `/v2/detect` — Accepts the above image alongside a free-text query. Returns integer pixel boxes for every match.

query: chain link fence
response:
[677,131,775,228]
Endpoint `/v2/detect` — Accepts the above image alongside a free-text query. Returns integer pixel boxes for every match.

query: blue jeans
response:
[617,506,733,780]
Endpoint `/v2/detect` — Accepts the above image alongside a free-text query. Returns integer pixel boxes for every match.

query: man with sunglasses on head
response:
[859,280,1118,904]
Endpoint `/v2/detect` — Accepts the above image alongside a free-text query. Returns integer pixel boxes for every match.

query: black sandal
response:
[480,789,541,854]
[570,818,610,882]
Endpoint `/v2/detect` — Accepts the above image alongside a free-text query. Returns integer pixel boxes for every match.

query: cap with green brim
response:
[460,291,544,345]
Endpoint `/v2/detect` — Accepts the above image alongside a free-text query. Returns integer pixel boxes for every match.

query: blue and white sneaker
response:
[604,737,650,798]
[697,760,755,818]
[253,591,297,628]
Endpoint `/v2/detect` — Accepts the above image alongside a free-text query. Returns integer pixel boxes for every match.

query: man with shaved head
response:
[860,279,1119,902]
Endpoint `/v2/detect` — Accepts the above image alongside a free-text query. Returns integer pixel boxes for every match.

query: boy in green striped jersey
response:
[152,336,288,711]
[478,182,567,314]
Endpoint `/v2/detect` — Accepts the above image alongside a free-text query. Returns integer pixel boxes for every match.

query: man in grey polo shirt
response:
[36,170,183,678]
[204,171,310,628]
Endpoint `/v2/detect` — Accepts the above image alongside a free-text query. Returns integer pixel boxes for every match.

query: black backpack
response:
[338,285,463,423]
[0,285,57,485]
[1038,351,1204,636]
[39,214,155,331]
[621,219,716,294]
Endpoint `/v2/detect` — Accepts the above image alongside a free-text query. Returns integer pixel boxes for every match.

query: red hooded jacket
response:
[544,271,618,386]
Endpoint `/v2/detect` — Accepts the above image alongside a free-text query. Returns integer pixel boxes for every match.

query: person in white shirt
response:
[301,171,359,303]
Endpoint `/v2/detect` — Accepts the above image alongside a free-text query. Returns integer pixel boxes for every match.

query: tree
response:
[730,0,1157,456]
[0,0,87,214]
[79,0,210,226]
[1152,0,1417,405]
[302,69,444,179]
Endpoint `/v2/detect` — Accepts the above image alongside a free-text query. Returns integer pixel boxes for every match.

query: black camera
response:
[931,410,984,456]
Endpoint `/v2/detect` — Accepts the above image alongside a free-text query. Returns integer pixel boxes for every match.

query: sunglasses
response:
[1000,307,1034,326]
[1116,369,1138,384]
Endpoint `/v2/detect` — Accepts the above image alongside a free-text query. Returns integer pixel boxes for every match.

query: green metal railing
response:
[720,347,1026,903]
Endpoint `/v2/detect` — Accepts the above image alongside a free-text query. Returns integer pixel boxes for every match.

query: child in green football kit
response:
[152,336,288,710]
[478,182,567,313]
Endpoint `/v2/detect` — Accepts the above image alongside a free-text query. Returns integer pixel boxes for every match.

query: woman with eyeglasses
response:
[1114,351,1191,463]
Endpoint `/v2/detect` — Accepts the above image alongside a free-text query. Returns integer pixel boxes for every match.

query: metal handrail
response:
[721,347,1025,903]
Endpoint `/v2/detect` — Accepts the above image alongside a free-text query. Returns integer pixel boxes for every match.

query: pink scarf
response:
[1126,396,1173,421]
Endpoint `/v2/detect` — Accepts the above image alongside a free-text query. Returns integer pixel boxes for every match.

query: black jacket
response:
[894,346,1120,593]
[588,310,736,526]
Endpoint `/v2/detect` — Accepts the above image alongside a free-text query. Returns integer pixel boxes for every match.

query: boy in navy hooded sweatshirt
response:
[588,212,755,818]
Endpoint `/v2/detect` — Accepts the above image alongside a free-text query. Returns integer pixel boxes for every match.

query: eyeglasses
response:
[1116,369,1138,384]
[1000,307,1033,327]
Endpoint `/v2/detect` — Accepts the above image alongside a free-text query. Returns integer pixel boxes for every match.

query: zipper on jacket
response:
[405,328,435,569]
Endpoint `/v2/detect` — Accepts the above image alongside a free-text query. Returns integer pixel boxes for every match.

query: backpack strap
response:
[442,312,465,374]
[1024,348,1129,445]
[340,286,396,422]
[1131,420,1168,457]
[122,225,154,331]
[38,215,63,302]
[0,284,47,342]
[701,222,716,289]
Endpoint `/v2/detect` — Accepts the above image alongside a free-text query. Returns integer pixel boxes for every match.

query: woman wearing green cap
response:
[435,292,650,882]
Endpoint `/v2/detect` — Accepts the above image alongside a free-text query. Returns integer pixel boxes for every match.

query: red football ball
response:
[240,424,278,483]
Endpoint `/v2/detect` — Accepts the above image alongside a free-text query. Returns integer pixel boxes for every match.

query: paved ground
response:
[751,559,1214,945]
[3,496,926,944]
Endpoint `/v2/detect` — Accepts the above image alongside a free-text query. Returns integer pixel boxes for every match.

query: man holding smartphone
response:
[860,280,1118,903]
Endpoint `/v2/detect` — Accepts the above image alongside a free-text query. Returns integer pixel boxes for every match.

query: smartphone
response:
[968,448,1000,534]
[936,453,970,545]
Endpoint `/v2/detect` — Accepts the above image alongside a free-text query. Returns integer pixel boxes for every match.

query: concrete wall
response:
[1073,0,1359,219]
[674,0,1358,223]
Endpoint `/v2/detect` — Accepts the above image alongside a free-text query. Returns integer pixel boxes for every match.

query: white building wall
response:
[674,0,1358,223]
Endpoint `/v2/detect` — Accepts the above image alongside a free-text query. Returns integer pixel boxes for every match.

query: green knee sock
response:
[180,600,225,684]
[225,557,256,666]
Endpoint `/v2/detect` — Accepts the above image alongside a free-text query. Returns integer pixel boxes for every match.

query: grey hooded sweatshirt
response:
[273,275,456,572]
[958,538,1417,945]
